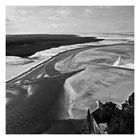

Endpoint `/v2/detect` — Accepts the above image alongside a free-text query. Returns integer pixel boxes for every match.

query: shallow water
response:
[6,33,134,120]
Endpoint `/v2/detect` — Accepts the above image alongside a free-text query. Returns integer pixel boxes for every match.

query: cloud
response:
[56,8,71,17]
[6,6,134,34]
[6,18,12,25]
[51,23,59,28]
[48,16,59,20]
[47,8,71,21]
[83,8,93,18]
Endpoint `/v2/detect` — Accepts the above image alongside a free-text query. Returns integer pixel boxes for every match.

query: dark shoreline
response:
[6,43,132,85]
[6,34,103,57]
[6,45,91,84]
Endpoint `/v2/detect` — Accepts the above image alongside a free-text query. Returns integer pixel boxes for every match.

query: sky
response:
[6,6,134,34]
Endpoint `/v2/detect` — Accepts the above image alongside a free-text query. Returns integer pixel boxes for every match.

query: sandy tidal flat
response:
[6,33,134,129]
[55,43,134,119]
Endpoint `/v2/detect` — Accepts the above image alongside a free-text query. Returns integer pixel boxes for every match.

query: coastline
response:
[6,42,132,84]
[6,34,103,84]
[6,34,134,134]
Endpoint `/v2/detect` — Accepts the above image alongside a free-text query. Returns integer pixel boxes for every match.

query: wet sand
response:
[6,34,103,57]
[6,69,85,134]
[6,34,134,134]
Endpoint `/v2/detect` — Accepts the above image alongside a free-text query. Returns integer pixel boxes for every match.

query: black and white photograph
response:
[5,5,134,134]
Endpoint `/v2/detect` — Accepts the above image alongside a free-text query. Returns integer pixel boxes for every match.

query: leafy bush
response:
[91,92,134,134]
[105,93,134,134]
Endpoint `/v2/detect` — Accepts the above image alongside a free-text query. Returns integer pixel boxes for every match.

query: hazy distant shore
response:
[6,34,103,57]
[6,34,104,83]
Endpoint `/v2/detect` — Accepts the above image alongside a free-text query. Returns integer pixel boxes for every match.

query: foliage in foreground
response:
[107,92,134,134]
[83,92,134,134]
